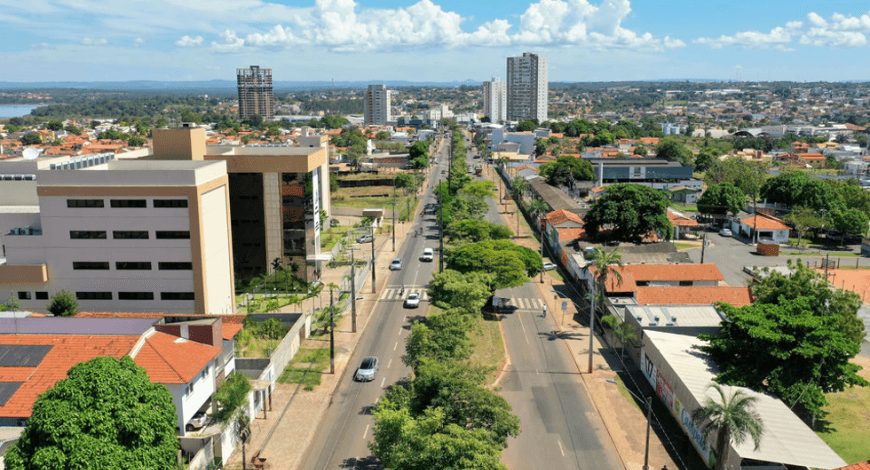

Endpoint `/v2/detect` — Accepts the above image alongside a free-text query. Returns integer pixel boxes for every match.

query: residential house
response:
[727,213,791,244]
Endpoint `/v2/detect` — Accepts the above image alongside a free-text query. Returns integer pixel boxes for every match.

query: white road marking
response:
[380,377,386,388]
[363,424,370,439]
[393,341,398,351]
[558,440,565,456]
[398,327,403,336]
[517,312,530,345]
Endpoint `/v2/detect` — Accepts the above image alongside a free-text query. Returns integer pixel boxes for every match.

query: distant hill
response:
[0,79,484,92]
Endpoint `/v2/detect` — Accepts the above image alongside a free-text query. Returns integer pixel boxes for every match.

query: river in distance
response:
[0,105,42,119]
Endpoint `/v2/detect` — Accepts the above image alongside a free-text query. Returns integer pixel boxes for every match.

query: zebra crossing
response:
[504,297,544,311]
[380,287,430,301]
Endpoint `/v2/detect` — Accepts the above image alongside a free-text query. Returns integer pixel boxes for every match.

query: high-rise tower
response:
[506,53,548,122]
[483,77,507,123]
[237,65,274,120]
[364,84,391,126]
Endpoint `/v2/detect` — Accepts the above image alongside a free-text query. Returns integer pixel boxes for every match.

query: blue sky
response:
[3,0,870,83]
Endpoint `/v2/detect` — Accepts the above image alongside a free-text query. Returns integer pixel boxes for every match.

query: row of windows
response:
[75,292,195,301]
[67,199,188,209]
[70,231,190,240]
[72,261,193,271]
[17,291,48,300]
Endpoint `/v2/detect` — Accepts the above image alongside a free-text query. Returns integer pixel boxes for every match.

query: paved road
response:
[299,138,448,470]
[476,147,622,469]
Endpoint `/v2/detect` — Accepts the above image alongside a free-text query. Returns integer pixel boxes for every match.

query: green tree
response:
[583,247,623,373]
[20,133,41,145]
[427,269,494,312]
[376,130,391,141]
[516,120,536,132]
[829,208,869,245]
[394,173,416,195]
[409,140,429,160]
[694,148,717,172]
[760,170,810,206]
[47,289,79,317]
[584,184,673,242]
[783,206,823,247]
[705,158,769,201]
[634,143,648,157]
[213,372,252,423]
[404,311,472,371]
[444,219,511,243]
[64,125,83,135]
[126,135,146,147]
[601,315,637,359]
[5,356,178,470]
[655,137,693,165]
[458,180,496,199]
[45,120,63,131]
[692,383,763,470]
[446,240,542,291]
[698,183,745,216]
[538,156,595,189]
[0,296,21,312]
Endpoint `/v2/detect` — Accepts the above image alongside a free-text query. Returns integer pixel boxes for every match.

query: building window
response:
[184,384,193,397]
[158,262,193,270]
[67,199,104,208]
[110,199,147,208]
[76,292,113,300]
[72,261,110,270]
[113,231,149,239]
[17,291,31,300]
[161,292,195,300]
[156,231,190,239]
[35,292,48,300]
[70,231,107,240]
[118,292,154,300]
[153,199,188,208]
[679,281,693,287]
[116,262,152,270]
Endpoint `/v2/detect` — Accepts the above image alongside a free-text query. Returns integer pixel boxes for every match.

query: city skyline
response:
[4,0,870,83]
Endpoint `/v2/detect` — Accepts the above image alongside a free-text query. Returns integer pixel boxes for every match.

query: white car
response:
[404,293,420,308]
[389,258,403,270]
[719,228,733,237]
[355,356,379,382]
[543,261,557,271]
[186,411,208,431]
[422,248,434,262]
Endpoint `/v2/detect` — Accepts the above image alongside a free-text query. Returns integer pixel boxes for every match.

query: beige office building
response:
[506,53,548,122]
[364,84,391,126]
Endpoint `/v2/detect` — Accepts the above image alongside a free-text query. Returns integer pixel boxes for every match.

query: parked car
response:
[186,411,208,431]
[421,248,434,262]
[404,293,420,308]
[356,234,374,244]
[543,261,557,271]
[389,258,403,270]
[719,228,733,237]
[355,356,379,382]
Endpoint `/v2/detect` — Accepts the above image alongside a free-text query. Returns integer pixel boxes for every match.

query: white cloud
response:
[79,37,108,46]
[134,37,146,47]
[694,27,791,50]
[175,35,204,47]
[800,29,867,48]
[210,29,245,53]
[696,10,870,50]
[30,42,55,50]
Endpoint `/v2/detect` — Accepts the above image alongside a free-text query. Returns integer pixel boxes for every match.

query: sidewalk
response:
[486,163,680,470]
[223,173,428,470]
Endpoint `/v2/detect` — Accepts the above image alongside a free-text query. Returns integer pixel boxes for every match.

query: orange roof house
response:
[546,209,584,227]
[635,286,752,307]
[593,264,726,294]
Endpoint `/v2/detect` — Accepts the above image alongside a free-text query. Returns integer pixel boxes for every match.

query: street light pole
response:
[350,247,357,333]
[329,287,335,374]
[607,380,652,470]
[370,226,376,294]
[391,200,397,252]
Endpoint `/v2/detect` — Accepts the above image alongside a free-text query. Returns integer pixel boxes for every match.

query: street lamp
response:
[606,379,652,470]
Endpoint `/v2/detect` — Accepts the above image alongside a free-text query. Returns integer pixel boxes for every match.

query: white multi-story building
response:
[364,84,391,126]
[483,77,507,123]
[506,53,548,122]
[0,158,235,315]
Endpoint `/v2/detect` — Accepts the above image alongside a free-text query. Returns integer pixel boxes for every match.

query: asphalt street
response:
[299,137,447,470]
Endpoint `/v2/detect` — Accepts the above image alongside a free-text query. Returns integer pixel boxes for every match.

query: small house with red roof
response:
[732,213,791,244]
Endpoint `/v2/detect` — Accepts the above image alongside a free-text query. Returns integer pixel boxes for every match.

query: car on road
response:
[355,356,379,382]
[543,261,557,271]
[186,411,208,431]
[441,169,446,174]
[356,234,374,244]
[404,293,420,308]
[719,228,733,237]
[422,248,434,262]
[389,258,402,270]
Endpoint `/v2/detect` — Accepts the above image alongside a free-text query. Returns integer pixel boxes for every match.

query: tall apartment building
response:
[364,84,391,126]
[483,77,507,123]
[506,53,548,122]
[0,157,235,315]
[153,126,330,283]
[237,65,274,120]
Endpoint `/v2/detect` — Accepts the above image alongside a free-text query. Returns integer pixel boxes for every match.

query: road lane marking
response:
[380,377,386,388]
[394,341,398,351]
[398,327,403,336]
[387,359,392,368]
[517,312,530,345]
[363,424,370,439]
[558,439,565,456]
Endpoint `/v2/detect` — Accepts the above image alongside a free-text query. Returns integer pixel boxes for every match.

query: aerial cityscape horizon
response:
[4,0,870,83]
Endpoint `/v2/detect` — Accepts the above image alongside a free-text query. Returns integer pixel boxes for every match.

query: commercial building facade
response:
[506,52,548,122]
[364,84,391,126]
[237,65,274,120]
[483,77,506,123]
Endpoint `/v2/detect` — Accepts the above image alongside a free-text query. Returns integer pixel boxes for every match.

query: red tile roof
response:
[635,286,752,307]
[741,213,790,230]
[594,264,724,292]
[546,209,584,226]
[556,227,586,243]
[131,331,220,384]
[836,461,870,470]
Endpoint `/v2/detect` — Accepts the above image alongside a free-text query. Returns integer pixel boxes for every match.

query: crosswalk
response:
[502,297,545,311]
[380,287,430,301]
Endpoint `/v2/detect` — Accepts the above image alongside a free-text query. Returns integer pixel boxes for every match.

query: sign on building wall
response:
[641,348,716,467]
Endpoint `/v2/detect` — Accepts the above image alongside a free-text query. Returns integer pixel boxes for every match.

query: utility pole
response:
[540,229,545,283]
[329,287,335,374]
[350,247,357,333]
[391,200,397,252]
[370,226,376,294]
[643,396,652,470]
[588,279,596,374]
[700,232,707,264]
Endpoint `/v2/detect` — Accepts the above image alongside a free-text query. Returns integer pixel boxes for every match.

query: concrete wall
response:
[201,186,234,314]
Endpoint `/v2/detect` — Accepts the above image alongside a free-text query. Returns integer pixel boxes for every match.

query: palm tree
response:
[692,383,764,470]
[601,315,638,360]
[529,197,549,233]
[234,410,252,470]
[511,176,529,202]
[582,247,623,373]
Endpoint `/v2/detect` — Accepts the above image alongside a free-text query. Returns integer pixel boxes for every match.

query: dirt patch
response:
[819,268,870,302]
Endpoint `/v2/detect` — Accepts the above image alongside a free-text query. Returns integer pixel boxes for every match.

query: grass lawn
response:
[674,242,699,250]
[236,337,281,358]
[278,347,331,391]
[669,203,699,213]
[546,268,564,282]
[817,383,870,463]
[321,225,350,250]
[467,315,506,386]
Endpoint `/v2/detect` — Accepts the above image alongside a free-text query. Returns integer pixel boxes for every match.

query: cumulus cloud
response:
[696,10,870,50]
[80,37,108,46]
[30,42,56,50]
[210,30,245,53]
[175,35,204,47]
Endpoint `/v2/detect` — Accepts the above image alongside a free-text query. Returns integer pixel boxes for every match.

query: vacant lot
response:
[817,355,870,464]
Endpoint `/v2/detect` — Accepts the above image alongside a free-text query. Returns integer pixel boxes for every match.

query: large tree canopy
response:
[6,356,178,470]
[583,184,673,242]
[698,183,745,216]
[654,137,694,165]
[701,264,867,423]
[447,240,542,290]
[705,158,769,200]
[538,156,594,189]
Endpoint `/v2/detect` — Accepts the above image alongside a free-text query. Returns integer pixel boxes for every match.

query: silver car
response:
[355,356,379,382]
